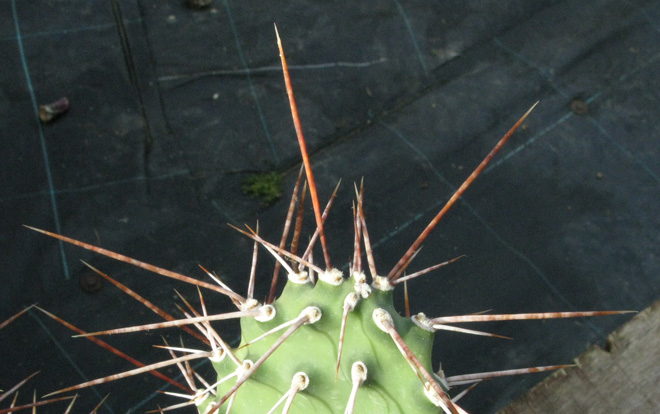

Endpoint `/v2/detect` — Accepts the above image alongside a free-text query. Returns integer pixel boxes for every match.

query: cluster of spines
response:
[1,28,634,414]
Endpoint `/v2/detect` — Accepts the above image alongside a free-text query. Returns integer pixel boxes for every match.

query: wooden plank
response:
[498,299,660,414]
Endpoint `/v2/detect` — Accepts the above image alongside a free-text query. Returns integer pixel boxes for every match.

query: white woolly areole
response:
[351,270,366,284]
[411,312,435,332]
[238,360,254,377]
[372,275,393,291]
[354,280,372,298]
[288,270,309,284]
[255,304,276,322]
[372,308,394,332]
[320,268,344,285]
[344,292,360,310]
[301,306,322,324]
[240,298,260,312]
[291,372,310,391]
[208,347,225,363]
[351,361,368,384]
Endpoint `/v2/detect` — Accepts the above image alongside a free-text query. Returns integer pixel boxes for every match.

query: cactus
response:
[4,30,633,414]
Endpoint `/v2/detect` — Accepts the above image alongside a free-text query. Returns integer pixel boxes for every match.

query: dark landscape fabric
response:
[2,1,659,412]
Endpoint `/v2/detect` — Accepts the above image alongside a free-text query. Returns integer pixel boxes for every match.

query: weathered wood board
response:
[499,299,660,414]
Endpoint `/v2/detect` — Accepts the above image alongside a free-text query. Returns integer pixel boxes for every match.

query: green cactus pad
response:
[199,273,441,414]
